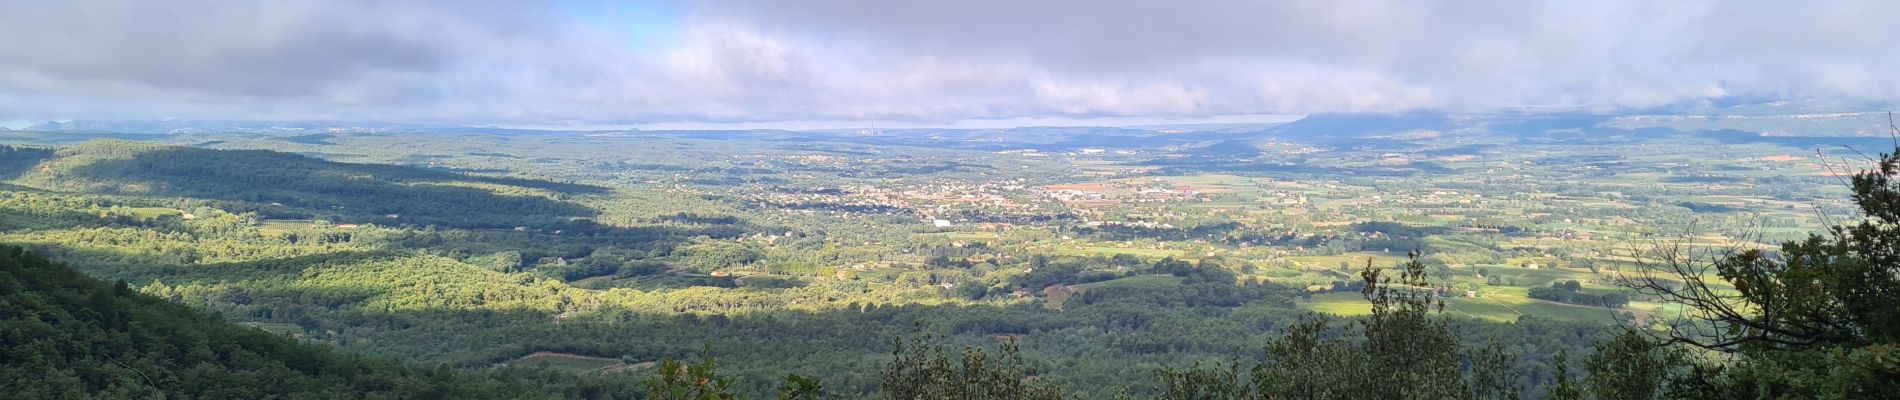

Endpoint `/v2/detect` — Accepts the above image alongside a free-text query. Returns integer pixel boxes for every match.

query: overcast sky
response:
[3,0,1899,128]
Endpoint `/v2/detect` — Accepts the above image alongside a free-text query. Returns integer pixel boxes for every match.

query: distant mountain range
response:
[11,109,1897,146]
[16,119,559,135]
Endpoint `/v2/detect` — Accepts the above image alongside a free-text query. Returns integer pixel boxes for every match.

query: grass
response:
[237,322,303,336]
[122,207,179,220]
[1286,252,1410,270]
[1455,295,1626,324]
[738,274,806,288]
[256,219,320,237]
[1260,270,1357,288]
[1299,289,1627,324]
[1072,274,1183,290]
[573,273,734,291]
[925,231,1000,241]
[1058,246,1184,258]
[570,275,616,287]
[1485,267,1595,288]
[503,352,625,373]
[258,219,317,229]
[1303,292,1373,316]
[1257,268,1310,278]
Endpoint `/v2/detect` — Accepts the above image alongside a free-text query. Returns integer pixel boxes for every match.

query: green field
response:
[254,219,320,237]
[1285,252,1410,270]
[1302,292,1374,316]
[923,231,1000,241]
[122,207,180,220]
[502,352,625,373]
[257,219,319,229]
[237,321,304,336]
[1072,274,1184,290]
[1059,246,1185,258]
[1300,290,1627,324]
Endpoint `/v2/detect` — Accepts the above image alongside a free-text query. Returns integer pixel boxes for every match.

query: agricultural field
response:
[1071,274,1184,290]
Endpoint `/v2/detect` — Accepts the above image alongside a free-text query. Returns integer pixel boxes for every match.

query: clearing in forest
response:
[497,352,638,373]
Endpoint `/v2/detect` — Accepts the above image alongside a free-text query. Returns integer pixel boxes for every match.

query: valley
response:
[0,113,1873,397]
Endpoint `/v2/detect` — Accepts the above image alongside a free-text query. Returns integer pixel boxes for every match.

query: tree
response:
[1584,330,1676,400]
[1616,139,1900,396]
[1252,314,1364,398]
[1355,253,1468,399]
[881,330,1071,400]
[1545,350,1584,400]
[646,352,737,400]
[1152,254,1523,399]
[1154,358,1248,400]
[775,374,824,400]
[0,245,643,399]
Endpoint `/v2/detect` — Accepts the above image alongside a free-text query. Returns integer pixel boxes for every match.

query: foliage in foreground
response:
[0,245,643,399]
[1609,144,1900,399]
[1150,255,1520,400]
[880,331,1071,400]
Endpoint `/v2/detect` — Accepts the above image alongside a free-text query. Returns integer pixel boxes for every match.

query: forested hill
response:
[1,141,606,229]
[0,244,641,399]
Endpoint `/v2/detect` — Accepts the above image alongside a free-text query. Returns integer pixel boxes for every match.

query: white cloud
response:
[3,0,1900,125]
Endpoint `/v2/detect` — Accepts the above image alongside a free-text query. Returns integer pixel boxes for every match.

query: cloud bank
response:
[3,0,1899,125]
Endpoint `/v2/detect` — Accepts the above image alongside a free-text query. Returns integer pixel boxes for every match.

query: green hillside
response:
[0,244,640,399]
[6,141,605,229]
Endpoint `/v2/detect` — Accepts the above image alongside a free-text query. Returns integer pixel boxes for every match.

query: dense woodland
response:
[0,245,646,399]
[6,141,607,229]
[0,127,1895,399]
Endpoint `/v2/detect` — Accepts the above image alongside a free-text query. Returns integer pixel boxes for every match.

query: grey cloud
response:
[702,0,1900,112]
[3,1,1900,125]
[0,2,455,101]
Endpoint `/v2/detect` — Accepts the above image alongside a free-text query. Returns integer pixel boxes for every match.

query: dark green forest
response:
[5,140,607,229]
[0,244,645,399]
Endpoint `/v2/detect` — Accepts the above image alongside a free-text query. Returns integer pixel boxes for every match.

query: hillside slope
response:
[0,244,635,399]
[5,141,606,229]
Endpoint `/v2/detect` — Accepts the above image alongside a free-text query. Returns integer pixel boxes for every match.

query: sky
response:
[3,0,1900,129]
